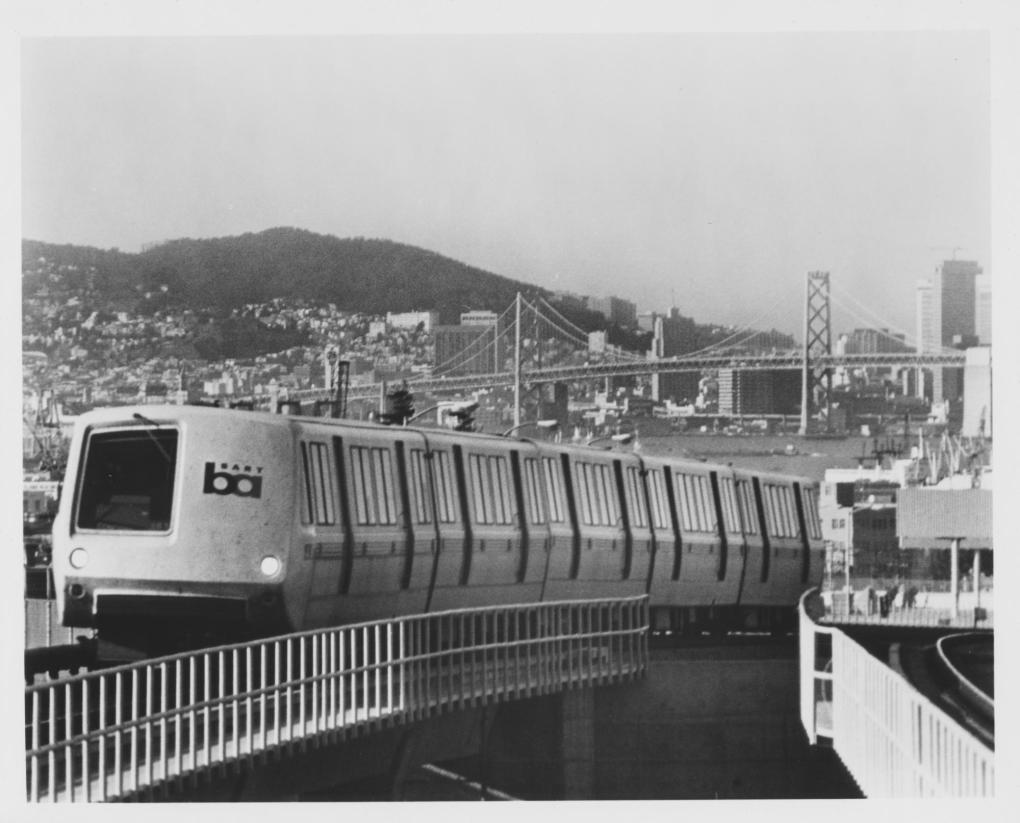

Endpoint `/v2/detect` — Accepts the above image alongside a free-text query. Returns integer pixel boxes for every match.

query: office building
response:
[916,260,982,410]
[434,324,497,376]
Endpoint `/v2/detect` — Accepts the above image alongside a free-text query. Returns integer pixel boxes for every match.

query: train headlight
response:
[69,548,89,569]
[260,555,281,577]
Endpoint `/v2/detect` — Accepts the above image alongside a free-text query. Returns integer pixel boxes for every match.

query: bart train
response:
[52,404,823,659]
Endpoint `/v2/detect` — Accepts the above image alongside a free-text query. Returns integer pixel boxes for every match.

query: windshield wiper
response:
[132,413,173,465]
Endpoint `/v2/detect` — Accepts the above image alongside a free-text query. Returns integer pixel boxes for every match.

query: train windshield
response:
[76,428,178,531]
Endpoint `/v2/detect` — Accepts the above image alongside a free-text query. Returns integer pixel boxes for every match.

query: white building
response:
[460,310,498,327]
[962,346,992,438]
[974,273,992,345]
[386,310,439,332]
[915,276,940,400]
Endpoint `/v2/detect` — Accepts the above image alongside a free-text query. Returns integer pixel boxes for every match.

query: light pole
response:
[586,432,633,449]
[405,404,444,425]
[406,400,479,427]
[501,419,559,438]
[326,348,338,418]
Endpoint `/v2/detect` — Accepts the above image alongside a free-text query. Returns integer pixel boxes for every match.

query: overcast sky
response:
[21,32,989,337]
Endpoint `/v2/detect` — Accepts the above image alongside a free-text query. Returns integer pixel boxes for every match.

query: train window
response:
[736,481,758,535]
[574,462,620,527]
[802,487,823,539]
[763,485,779,536]
[770,486,785,536]
[647,469,669,530]
[76,427,178,531]
[299,443,312,524]
[350,446,397,526]
[675,473,693,532]
[595,467,607,526]
[603,465,620,525]
[676,473,714,533]
[432,450,459,524]
[408,449,432,524]
[718,477,740,533]
[468,454,514,525]
[769,486,783,537]
[522,458,547,525]
[762,484,798,538]
[574,462,593,525]
[303,441,336,525]
[624,467,647,529]
[541,457,566,523]
[782,487,798,537]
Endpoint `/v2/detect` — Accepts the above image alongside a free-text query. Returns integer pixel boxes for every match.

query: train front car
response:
[52,405,295,660]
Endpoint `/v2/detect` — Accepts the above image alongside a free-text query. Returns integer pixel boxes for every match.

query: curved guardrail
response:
[27,596,648,802]
[799,589,994,797]
[935,633,994,723]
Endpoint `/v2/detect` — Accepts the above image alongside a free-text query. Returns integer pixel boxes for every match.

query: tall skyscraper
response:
[648,308,700,403]
[975,273,992,345]
[915,260,982,413]
[938,260,980,345]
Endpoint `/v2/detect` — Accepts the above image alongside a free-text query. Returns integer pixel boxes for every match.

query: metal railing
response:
[936,633,994,722]
[821,590,993,629]
[799,590,994,797]
[26,596,648,802]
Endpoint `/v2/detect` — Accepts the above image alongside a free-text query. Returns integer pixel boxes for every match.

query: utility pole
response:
[514,291,522,429]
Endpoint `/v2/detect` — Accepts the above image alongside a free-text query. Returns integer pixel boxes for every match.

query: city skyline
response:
[20,30,990,339]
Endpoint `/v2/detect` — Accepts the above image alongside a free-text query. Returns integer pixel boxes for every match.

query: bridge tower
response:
[799,271,832,435]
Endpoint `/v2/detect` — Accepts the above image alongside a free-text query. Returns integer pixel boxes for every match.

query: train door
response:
[514,443,555,594]
[418,437,468,613]
[712,468,750,626]
[557,448,644,600]
[297,432,353,628]
[454,439,532,607]
[636,459,679,632]
[620,455,655,593]
[308,427,431,624]
[731,472,767,610]
[533,449,577,602]
[669,465,726,606]
[796,482,825,588]
[756,475,804,607]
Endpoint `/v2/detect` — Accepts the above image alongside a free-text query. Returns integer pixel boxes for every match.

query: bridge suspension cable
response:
[657,286,796,361]
[828,283,956,356]
[429,301,518,378]
[523,297,646,363]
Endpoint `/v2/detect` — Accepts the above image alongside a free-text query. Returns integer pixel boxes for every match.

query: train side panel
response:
[661,463,742,606]
[741,473,814,606]
[799,482,826,589]
[424,431,540,610]
[543,447,646,601]
[293,425,433,626]
[729,470,768,606]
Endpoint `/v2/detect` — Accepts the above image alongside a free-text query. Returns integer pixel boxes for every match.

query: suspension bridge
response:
[279,271,974,435]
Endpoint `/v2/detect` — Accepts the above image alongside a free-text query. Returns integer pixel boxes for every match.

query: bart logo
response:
[203,462,263,498]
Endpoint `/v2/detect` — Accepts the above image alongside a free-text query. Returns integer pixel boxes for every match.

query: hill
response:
[23,228,547,323]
